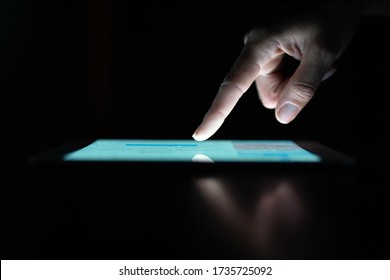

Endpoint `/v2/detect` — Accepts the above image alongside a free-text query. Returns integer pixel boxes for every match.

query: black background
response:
[1,1,390,260]
[1,1,389,158]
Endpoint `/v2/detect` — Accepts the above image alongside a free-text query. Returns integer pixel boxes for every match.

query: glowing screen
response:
[63,139,320,163]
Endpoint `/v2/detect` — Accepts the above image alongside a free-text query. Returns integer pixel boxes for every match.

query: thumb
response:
[275,54,333,124]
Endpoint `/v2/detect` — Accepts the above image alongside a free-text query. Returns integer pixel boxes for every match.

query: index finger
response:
[192,43,274,141]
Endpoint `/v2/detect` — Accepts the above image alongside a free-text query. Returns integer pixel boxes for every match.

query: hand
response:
[192,2,363,141]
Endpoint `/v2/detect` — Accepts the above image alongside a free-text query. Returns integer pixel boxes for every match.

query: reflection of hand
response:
[193,3,363,141]
[194,176,308,258]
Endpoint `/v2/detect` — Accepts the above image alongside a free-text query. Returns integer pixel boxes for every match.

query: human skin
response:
[192,2,364,141]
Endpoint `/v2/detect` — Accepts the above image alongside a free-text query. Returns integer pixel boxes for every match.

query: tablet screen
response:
[63,139,321,163]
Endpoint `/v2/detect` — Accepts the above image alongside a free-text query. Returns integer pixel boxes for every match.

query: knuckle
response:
[244,25,269,44]
[311,42,338,63]
[291,83,316,101]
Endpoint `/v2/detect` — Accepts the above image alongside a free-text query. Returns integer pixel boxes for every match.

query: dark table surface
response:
[1,140,389,260]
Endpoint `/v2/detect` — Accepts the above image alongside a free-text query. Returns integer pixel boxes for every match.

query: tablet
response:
[30,139,355,171]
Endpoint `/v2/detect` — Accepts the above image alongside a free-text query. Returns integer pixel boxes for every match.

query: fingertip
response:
[192,133,209,142]
[192,134,207,141]
[192,132,201,141]
[192,126,207,141]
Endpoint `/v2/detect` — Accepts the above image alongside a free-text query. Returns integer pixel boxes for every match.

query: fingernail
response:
[192,128,200,140]
[277,103,299,124]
